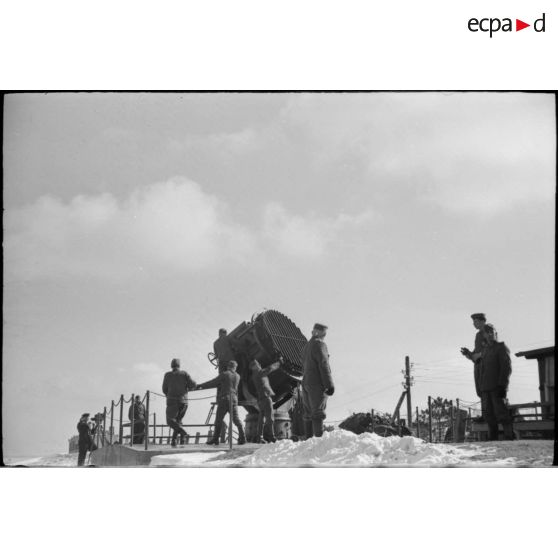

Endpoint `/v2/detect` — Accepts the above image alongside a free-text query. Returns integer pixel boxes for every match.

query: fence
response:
[88,389,244,452]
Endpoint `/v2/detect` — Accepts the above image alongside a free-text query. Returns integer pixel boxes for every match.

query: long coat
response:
[479,342,512,392]
[302,337,334,391]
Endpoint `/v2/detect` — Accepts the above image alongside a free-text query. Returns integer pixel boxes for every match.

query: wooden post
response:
[449,400,454,443]
[119,394,124,443]
[153,413,157,444]
[428,396,433,443]
[110,400,114,444]
[370,408,375,432]
[405,356,412,430]
[416,406,420,438]
[144,391,150,450]
[102,407,107,448]
[130,393,135,446]
[229,393,233,450]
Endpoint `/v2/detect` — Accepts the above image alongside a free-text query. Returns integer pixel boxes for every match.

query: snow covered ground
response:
[4,431,554,467]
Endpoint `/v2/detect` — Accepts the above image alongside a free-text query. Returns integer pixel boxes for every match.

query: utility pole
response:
[405,356,413,431]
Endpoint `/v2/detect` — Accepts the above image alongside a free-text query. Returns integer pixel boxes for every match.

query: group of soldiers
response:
[76,312,517,465]
[461,313,514,440]
[161,322,335,447]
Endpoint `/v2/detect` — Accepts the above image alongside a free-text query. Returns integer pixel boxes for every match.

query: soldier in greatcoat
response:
[76,413,97,466]
[301,323,334,438]
[461,312,488,399]
[478,324,514,441]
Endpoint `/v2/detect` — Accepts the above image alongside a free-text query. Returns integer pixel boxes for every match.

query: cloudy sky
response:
[3,92,555,457]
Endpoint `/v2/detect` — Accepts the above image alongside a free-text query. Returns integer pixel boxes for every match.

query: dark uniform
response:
[302,334,334,438]
[214,333,235,372]
[479,341,513,440]
[199,366,246,445]
[128,398,146,444]
[162,364,197,445]
[250,360,281,443]
[76,414,96,466]
[471,329,486,397]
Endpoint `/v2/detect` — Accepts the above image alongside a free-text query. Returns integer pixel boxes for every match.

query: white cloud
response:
[4,177,373,281]
[280,93,556,215]
[262,203,376,258]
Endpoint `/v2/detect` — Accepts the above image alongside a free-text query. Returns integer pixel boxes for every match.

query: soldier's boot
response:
[503,423,515,441]
[304,420,314,440]
[263,423,277,443]
[171,434,178,447]
[237,425,246,445]
[179,434,185,445]
[312,418,324,438]
[207,424,221,445]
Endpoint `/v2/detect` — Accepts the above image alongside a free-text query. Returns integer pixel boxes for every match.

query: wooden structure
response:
[515,346,555,419]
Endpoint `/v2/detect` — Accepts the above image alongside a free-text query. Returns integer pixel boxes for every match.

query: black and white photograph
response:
[2,91,555,468]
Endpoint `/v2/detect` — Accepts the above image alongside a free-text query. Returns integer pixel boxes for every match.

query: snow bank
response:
[233,430,476,466]
[207,431,554,467]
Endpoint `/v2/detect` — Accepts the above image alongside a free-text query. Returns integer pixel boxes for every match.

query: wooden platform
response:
[90,443,262,466]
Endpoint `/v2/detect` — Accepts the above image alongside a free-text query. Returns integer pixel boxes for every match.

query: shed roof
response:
[515,346,555,360]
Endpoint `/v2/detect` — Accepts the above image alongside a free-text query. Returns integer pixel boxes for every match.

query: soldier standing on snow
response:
[302,323,335,439]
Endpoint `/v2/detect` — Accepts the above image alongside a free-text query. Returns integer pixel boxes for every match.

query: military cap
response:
[219,328,227,334]
[81,413,90,418]
[470,313,486,321]
[313,323,328,331]
[171,358,180,368]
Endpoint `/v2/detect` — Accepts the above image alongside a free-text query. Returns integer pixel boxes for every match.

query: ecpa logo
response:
[468,13,546,38]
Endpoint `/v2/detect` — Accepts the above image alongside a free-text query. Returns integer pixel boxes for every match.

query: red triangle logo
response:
[516,19,530,31]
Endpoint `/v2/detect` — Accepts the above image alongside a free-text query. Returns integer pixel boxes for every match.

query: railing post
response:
[144,391,150,450]
[119,394,124,443]
[229,393,233,450]
[110,400,114,444]
[449,400,454,443]
[130,393,135,446]
[428,396,433,443]
[416,406,420,438]
[102,406,107,447]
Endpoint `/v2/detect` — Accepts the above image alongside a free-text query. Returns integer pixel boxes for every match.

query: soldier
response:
[198,360,246,445]
[128,394,146,444]
[478,324,514,441]
[248,358,282,443]
[76,413,97,466]
[460,313,487,400]
[213,328,235,372]
[162,358,197,447]
[302,323,334,438]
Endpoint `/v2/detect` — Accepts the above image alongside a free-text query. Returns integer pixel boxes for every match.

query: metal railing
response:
[88,390,243,452]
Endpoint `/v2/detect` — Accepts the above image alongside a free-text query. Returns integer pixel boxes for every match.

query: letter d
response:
[534,13,545,32]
